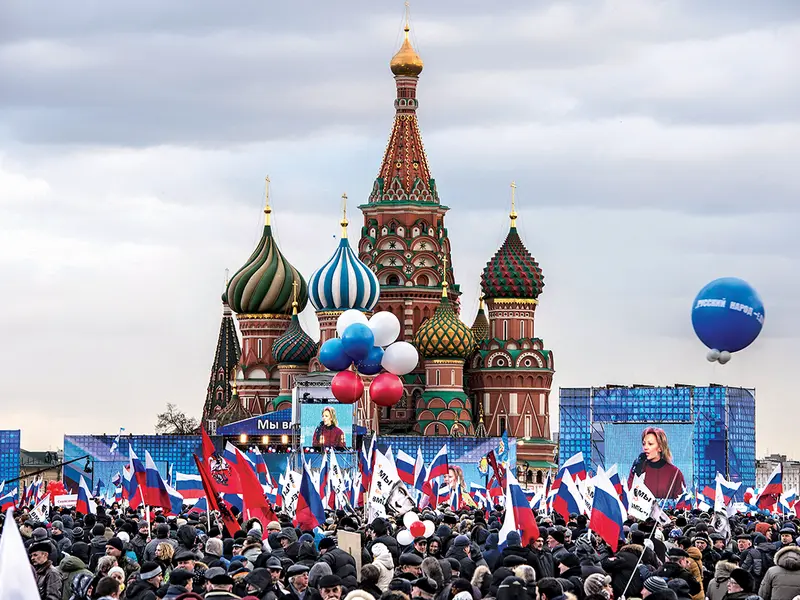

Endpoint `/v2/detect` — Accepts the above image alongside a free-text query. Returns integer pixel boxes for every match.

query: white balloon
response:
[381,341,419,376]
[718,351,732,364]
[369,311,402,347]
[403,511,420,527]
[396,530,414,547]
[422,520,435,538]
[336,309,369,337]
[706,349,721,362]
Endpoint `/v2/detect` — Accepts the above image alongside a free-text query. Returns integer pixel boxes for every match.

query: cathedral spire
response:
[510,181,518,229]
[370,5,436,204]
[202,291,242,425]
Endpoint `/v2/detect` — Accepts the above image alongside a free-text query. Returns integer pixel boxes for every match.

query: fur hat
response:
[584,573,611,597]
[730,569,755,593]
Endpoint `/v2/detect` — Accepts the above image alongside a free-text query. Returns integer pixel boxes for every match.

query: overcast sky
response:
[2,1,798,457]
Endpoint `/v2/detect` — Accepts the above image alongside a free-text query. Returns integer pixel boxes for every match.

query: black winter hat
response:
[730,568,755,593]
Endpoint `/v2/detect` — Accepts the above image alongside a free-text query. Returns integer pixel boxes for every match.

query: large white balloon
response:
[402,511,420,528]
[718,350,732,364]
[336,309,369,337]
[706,349,721,362]
[369,311,401,347]
[396,530,414,546]
[381,341,419,376]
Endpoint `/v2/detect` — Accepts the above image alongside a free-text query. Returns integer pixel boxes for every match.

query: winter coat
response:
[164,584,190,599]
[743,542,777,590]
[58,555,92,600]
[319,547,358,592]
[88,535,109,571]
[33,562,63,600]
[483,533,502,572]
[446,546,476,580]
[353,587,380,600]
[657,561,701,597]
[125,579,159,600]
[370,534,400,567]
[372,550,395,592]
[686,546,705,600]
[602,544,645,599]
[759,545,800,600]
[531,547,556,580]
[296,542,319,568]
[131,533,149,562]
[707,560,738,600]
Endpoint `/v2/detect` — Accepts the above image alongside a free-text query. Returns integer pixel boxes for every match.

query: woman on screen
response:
[627,427,685,499]
[312,406,346,449]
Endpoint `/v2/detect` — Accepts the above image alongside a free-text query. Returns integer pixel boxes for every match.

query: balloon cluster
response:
[319,309,419,407]
[396,512,436,546]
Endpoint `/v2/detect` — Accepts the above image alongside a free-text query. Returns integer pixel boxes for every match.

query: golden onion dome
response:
[390,24,424,77]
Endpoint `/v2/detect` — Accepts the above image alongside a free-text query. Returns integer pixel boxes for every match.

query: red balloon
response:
[331,370,364,404]
[410,520,426,537]
[48,481,66,500]
[370,373,404,407]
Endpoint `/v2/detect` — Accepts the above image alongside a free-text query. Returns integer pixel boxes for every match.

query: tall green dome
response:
[272,301,318,364]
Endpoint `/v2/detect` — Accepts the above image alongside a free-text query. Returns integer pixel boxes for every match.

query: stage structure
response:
[558,384,756,492]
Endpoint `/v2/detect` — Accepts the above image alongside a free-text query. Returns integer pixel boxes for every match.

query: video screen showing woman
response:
[312,406,346,449]
[627,426,685,499]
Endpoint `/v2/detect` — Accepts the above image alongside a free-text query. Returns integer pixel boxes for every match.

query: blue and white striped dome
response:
[309,237,380,311]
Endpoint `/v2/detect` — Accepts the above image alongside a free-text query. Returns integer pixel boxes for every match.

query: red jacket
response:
[628,459,685,499]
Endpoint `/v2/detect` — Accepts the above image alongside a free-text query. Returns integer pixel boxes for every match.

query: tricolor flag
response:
[607,465,629,511]
[554,452,587,489]
[428,444,449,480]
[757,464,782,510]
[144,451,175,510]
[76,476,96,515]
[553,470,587,520]
[589,469,625,551]
[110,428,125,455]
[675,487,693,511]
[295,463,325,531]
[175,473,204,501]
[413,446,426,493]
[396,450,416,486]
[497,470,539,548]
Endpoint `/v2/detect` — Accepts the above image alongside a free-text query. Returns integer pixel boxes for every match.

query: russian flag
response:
[188,497,208,514]
[250,447,269,485]
[0,487,18,511]
[498,471,539,548]
[396,450,415,486]
[553,470,586,521]
[702,485,717,503]
[76,476,96,515]
[413,446,426,492]
[295,463,325,532]
[607,466,629,511]
[554,452,587,488]
[163,481,185,516]
[757,464,782,509]
[175,473,205,500]
[435,482,451,505]
[716,474,742,504]
[589,470,625,551]
[143,451,175,510]
[360,436,375,490]
[428,444,449,481]
[676,488,693,511]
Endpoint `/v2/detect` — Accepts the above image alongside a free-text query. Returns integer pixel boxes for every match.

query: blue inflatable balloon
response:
[357,346,385,376]
[691,277,765,353]
[341,323,375,362]
[319,338,352,371]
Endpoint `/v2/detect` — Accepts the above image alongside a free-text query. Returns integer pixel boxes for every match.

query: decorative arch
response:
[437,409,457,421]
[447,399,463,409]
[516,351,544,368]
[428,398,446,409]
[486,351,514,368]
[415,274,429,286]
[423,422,440,435]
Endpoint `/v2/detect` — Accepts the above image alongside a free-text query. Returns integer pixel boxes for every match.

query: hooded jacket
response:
[58,555,92,600]
[371,545,395,592]
[685,546,705,600]
[759,545,800,600]
[706,560,737,600]
[319,547,358,592]
[602,543,645,599]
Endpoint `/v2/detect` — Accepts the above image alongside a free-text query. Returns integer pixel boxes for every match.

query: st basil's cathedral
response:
[201,17,556,472]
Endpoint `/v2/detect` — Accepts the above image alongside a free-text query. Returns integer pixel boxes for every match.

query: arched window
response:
[387,274,400,286]
[257,339,263,359]
[536,470,543,484]
[499,416,507,434]
[503,320,508,339]
[416,274,429,286]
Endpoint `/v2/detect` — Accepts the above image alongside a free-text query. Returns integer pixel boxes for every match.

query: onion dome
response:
[226,178,308,315]
[481,183,544,299]
[470,296,490,342]
[272,292,318,364]
[308,195,380,312]
[414,260,475,360]
[390,19,424,77]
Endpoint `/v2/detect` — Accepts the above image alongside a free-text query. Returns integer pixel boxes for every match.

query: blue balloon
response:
[319,338,352,371]
[357,346,385,376]
[341,323,375,362]
[691,277,765,353]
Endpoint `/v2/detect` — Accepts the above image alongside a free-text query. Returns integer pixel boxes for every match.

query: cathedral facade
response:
[202,17,556,471]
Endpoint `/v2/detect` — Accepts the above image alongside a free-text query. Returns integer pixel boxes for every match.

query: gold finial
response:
[404,1,411,37]
[264,176,272,227]
[510,181,518,228]
[230,367,239,395]
[291,280,299,315]
[479,294,485,310]
[340,192,349,238]
[390,1,424,77]
[441,255,449,298]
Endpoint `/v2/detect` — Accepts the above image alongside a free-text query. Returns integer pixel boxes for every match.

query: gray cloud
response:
[1,1,798,455]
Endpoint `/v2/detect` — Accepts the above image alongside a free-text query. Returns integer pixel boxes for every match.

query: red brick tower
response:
[467,184,557,476]
[358,16,461,433]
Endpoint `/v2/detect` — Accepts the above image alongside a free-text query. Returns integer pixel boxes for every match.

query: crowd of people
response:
[4,503,800,600]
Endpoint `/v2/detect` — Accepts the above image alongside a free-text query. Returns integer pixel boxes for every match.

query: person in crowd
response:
[627,427,685,499]
[758,545,800,600]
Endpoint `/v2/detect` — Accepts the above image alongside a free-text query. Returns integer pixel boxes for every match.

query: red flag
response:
[231,449,277,533]
[193,454,239,537]
[486,450,506,491]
